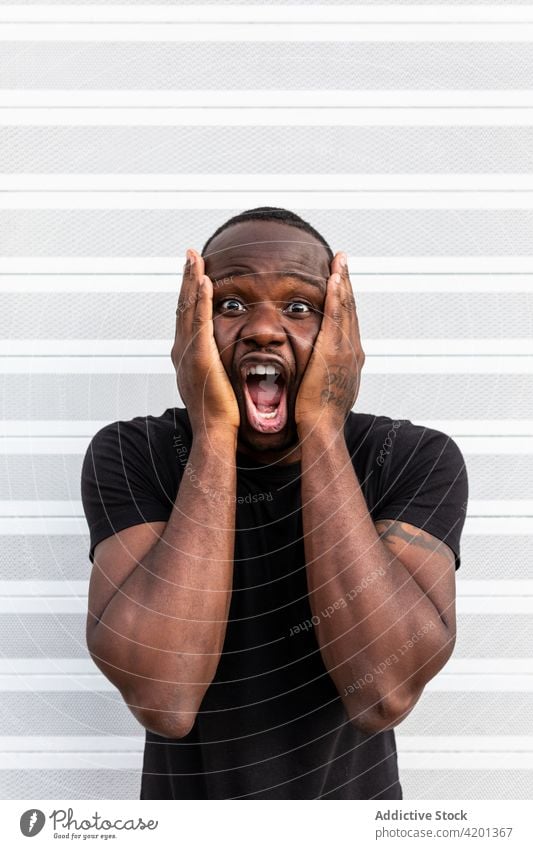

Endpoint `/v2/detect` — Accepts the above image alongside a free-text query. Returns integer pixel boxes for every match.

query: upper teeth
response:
[245,364,280,376]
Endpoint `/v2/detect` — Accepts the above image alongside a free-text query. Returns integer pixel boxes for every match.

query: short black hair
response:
[201,206,334,262]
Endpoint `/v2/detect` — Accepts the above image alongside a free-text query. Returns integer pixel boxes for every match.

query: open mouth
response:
[241,362,288,434]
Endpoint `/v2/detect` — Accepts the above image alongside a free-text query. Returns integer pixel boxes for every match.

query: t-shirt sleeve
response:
[80,420,173,563]
[372,422,469,570]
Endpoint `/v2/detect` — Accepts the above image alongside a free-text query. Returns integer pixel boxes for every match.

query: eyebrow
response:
[284,272,327,292]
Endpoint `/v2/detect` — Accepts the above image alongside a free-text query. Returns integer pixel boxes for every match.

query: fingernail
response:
[339,253,347,268]
[187,250,195,265]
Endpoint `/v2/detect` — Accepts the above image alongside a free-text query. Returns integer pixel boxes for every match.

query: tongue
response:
[247,374,283,412]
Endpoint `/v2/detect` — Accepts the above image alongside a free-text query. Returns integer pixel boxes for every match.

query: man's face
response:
[203,220,330,458]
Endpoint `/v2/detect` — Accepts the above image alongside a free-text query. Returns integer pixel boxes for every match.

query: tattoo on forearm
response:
[375,519,454,563]
[320,365,358,409]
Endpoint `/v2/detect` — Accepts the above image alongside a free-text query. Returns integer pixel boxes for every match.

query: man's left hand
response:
[295,252,365,434]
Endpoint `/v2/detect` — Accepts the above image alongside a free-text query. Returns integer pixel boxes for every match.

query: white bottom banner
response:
[1,799,530,848]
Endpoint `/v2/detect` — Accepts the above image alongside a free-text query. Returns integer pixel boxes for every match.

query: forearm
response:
[89,429,237,736]
[299,424,453,730]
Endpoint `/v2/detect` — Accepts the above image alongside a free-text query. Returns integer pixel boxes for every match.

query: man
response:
[81,206,468,799]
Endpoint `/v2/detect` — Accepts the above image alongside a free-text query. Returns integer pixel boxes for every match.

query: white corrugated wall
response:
[0,1,532,799]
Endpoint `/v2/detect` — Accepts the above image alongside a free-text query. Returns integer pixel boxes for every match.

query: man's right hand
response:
[171,249,240,437]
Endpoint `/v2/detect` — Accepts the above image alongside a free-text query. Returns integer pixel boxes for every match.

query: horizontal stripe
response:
[0,688,529,739]
[1,528,532,582]
[1,735,531,755]
[439,593,533,611]
[0,770,137,797]
[4,43,532,92]
[9,189,533,207]
[2,737,533,776]
[0,355,529,373]
[8,173,533,192]
[0,670,531,692]
[0,736,532,774]
[1,590,532,613]
[0,339,530,356]
[0,293,530,344]
[397,735,533,751]
[0,532,532,588]
[3,435,530,455]
[4,258,533,274]
[0,517,528,535]
[0,752,141,769]
[1,452,532,501]
[0,420,109,436]
[2,658,532,675]
[0,751,530,769]
[0,518,89,534]
[1,419,532,437]
[402,771,533,798]
[0,736,142,751]
[23,209,533,256]
[4,126,533,175]
[1,375,529,422]
[1,274,533,294]
[399,753,533,768]
[0,674,115,691]
[0,660,97,673]
[1,289,531,343]
[0,501,85,515]
[0,582,90,596]
[3,580,530,599]
[418,421,533,435]
[0,612,533,664]
[456,581,533,596]
[6,89,533,109]
[3,6,533,25]
[6,108,533,126]
[7,22,533,42]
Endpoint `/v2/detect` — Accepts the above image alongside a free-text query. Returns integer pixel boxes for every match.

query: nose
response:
[238,300,286,349]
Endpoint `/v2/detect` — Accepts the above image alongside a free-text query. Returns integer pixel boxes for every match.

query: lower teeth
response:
[258,410,277,419]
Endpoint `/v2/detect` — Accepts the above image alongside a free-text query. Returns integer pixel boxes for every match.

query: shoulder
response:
[84,406,191,460]
[344,410,409,459]
[346,410,462,454]
[349,414,469,570]
[81,409,190,562]
[344,411,408,438]
[344,410,467,483]
[81,407,193,497]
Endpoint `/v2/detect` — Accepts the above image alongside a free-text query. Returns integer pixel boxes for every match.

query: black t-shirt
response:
[81,407,468,800]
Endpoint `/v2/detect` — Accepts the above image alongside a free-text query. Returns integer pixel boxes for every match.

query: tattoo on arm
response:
[375,519,455,563]
[320,365,359,409]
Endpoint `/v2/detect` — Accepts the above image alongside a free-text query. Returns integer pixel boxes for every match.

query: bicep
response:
[87,520,167,641]
[374,519,457,632]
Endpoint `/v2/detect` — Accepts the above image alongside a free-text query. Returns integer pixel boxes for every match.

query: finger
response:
[192,275,227,379]
[192,274,214,333]
[178,249,205,338]
[334,252,356,315]
[176,249,195,320]
[340,254,364,352]
[189,251,214,337]
[326,267,364,398]
[332,252,362,351]
[173,249,203,380]
[321,271,345,348]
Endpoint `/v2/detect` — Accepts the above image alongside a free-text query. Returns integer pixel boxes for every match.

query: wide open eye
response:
[218,297,246,313]
[284,301,313,315]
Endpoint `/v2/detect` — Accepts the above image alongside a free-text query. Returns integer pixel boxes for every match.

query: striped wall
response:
[1,2,532,800]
